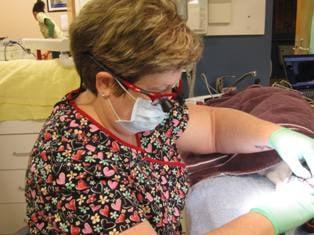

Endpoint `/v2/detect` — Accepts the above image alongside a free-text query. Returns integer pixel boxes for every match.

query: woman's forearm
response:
[206,212,275,235]
[213,107,280,154]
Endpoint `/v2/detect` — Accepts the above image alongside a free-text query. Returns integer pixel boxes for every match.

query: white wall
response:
[0,0,67,40]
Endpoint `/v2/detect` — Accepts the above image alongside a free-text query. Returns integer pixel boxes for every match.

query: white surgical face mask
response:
[106,76,170,133]
[107,96,168,134]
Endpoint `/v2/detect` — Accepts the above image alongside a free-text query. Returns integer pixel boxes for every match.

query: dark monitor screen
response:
[283,54,314,86]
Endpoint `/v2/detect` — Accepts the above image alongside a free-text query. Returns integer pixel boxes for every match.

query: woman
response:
[32,0,64,58]
[25,0,313,234]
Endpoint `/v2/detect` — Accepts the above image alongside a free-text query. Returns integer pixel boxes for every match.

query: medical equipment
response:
[21,38,70,59]
[21,38,74,67]
[21,38,69,52]
[187,70,257,100]
[215,70,257,93]
[282,54,314,100]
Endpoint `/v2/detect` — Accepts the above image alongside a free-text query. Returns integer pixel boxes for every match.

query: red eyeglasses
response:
[115,77,182,103]
[88,54,185,112]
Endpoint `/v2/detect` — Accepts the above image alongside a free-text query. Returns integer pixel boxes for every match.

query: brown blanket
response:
[182,85,314,186]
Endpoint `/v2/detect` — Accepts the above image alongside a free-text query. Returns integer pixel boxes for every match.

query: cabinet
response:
[186,0,266,36]
[0,121,43,235]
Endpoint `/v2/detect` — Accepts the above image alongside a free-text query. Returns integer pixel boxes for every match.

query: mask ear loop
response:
[106,98,121,121]
[105,79,138,122]
[114,78,136,101]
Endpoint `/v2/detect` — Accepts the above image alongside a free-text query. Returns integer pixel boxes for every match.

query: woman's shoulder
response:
[36,12,49,22]
[154,101,189,141]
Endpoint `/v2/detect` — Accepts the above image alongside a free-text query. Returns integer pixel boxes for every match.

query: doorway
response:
[271,0,297,81]
[270,0,314,82]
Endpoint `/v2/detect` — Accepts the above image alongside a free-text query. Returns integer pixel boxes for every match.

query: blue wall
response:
[193,0,273,96]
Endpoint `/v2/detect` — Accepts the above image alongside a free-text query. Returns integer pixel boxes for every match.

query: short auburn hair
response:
[69,0,203,94]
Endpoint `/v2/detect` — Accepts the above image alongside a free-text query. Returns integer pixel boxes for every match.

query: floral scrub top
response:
[25,89,190,234]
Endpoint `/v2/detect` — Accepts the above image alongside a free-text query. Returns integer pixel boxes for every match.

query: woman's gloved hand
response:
[251,190,314,234]
[268,127,314,179]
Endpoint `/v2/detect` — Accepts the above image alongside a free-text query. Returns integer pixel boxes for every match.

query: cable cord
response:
[215,71,257,92]
[215,75,236,93]
[231,71,257,87]
[200,73,219,95]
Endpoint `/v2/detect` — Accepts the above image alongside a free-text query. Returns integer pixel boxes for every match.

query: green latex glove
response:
[251,190,314,234]
[268,127,314,179]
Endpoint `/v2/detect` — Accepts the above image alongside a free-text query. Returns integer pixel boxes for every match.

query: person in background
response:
[25,0,314,234]
[32,0,64,58]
